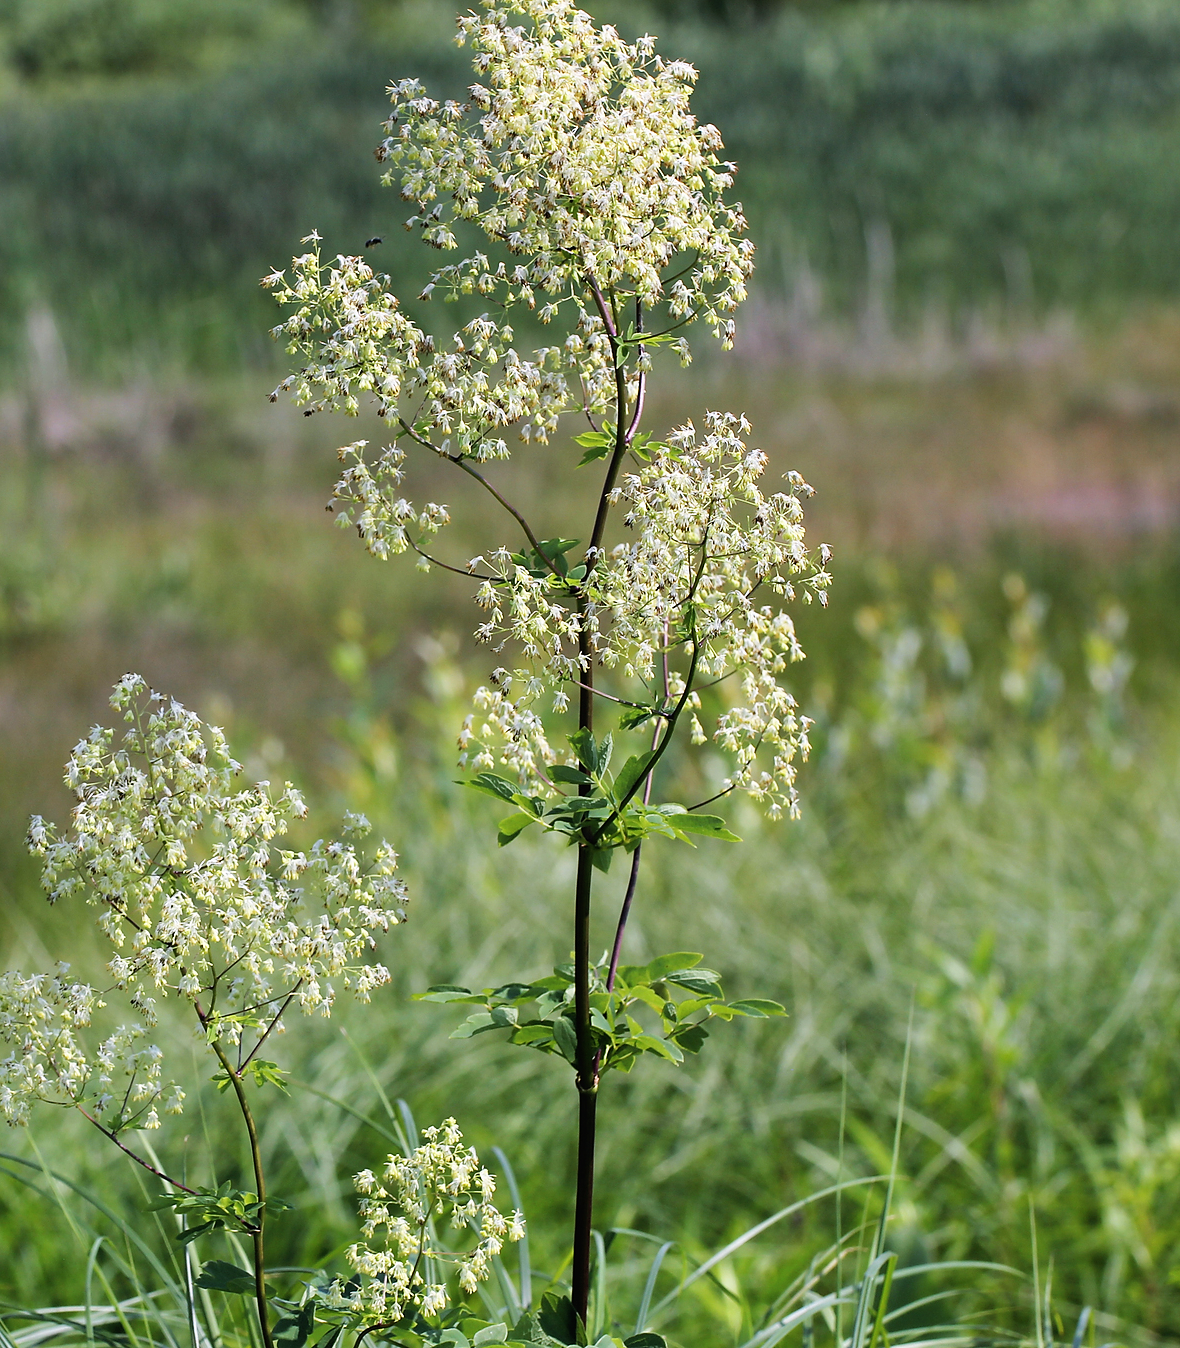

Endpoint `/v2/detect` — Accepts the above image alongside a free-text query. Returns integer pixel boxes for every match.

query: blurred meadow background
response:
[4,0,1180,1341]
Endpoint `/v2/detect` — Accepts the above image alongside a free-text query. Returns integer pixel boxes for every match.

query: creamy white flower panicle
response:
[266,0,831,819]
[3,675,407,1129]
[264,0,752,529]
[0,961,185,1130]
[322,1118,523,1325]
[596,412,830,817]
[463,415,831,814]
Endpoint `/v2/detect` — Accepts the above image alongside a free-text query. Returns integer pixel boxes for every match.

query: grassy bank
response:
[1,329,1180,1336]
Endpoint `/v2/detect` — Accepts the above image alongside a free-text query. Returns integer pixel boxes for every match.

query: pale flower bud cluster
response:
[459,672,559,785]
[321,1118,523,1325]
[0,961,185,1130]
[266,0,753,544]
[3,676,408,1130]
[467,415,831,815]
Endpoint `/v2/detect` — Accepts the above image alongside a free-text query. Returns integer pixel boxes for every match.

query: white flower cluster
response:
[322,1118,524,1324]
[0,965,181,1128]
[265,0,753,532]
[3,675,407,1130]
[465,414,831,816]
[265,0,831,822]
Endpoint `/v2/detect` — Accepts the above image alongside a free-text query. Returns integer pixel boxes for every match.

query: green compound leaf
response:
[633,1033,684,1063]
[462,772,521,803]
[214,1058,288,1094]
[510,537,581,578]
[194,1260,256,1294]
[574,431,613,466]
[671,1023,710,1054]
[618,705,656,730]
[537,1292,580,1346]
[613,751,655,804]
[551,1015,578,1064]
[590,846,614,873]
[550,764,592,786]
[665,812,740,843]
[569,729,611,776]
[510,1022,555,1048]
[664,968,723,997]
[644,952,703,981]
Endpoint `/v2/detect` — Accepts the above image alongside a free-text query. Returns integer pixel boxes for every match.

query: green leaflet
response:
[193,1260,255,1294]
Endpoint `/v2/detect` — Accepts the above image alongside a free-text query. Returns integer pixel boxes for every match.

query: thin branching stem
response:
[238,986,300,1075]
[75,1106,197,1193]
[205,1032,274,1348]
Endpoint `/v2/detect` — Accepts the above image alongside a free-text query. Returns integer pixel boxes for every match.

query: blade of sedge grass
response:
[26,1134,84,1252]
[878,999,915,1262]
[634,1241,675,1334]
[287,1080,404,1151]
[590,1230,608,1342]
[738,1288,847,1348]
[337,1027,414,1153]
[492,1147,531,1311]
[866,1254,897,1348]
[84,1239,103,1348]
[646,1176,887,1322]
[850,1252,894,1348]
[488,1255,522,1326]
[0,1156,183,1301]
[89,1262,151,1348]
[1072,1307,1092,1348]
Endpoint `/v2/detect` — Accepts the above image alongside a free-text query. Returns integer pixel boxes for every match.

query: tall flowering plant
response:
[266,0,830,1332]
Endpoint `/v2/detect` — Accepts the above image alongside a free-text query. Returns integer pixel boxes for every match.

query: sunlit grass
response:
[1,348,1179,1340]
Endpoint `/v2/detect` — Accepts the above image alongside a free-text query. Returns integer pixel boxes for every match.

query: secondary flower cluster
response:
[463,414,831,816]
[1,675,407,1131]
[321,1118,524,1324]
[0,965,182,1129]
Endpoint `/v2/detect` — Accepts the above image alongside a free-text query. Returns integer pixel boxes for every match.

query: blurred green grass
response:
[7,0,1180,372]
[3,0,1180,1338]
[2,343,1180,1338]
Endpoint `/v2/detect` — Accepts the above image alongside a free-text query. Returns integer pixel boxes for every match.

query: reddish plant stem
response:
[76,1107,197,1194]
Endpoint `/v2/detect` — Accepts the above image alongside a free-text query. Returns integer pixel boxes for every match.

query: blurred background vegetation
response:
[3,0,1180,1343]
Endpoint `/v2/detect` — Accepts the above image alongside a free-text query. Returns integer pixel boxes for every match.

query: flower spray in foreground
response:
[266,0,831,1333]
[3,676,521,1346]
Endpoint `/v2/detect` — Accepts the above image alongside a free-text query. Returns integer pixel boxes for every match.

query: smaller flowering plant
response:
[320,1119,525,1331]
[32,674,403,1011]
[3,675,413,1348]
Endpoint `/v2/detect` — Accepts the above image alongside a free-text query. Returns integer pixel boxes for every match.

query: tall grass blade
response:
[1072,1308,1092,1348]
[647,1177,887,1321]
[634,1241,675,1334]
[0,1155,183,1301]
[288,1079,405,1151]
[83,1239,103,1348]
[590,1231,607,1342]
[338,1027,414,1152]
[492,1147,531,1311]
